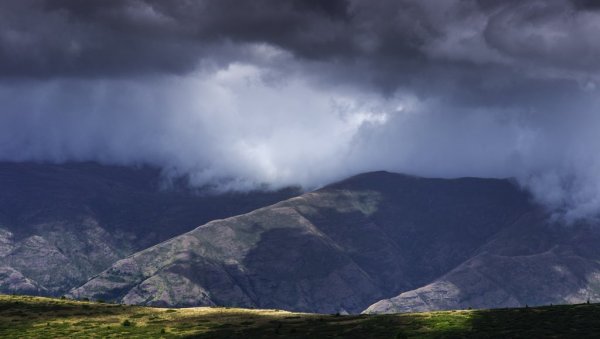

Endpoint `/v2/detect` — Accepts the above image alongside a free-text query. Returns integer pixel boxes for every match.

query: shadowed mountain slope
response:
[70,171,532,313]
[0,162,299,295]
[364,212,600,314]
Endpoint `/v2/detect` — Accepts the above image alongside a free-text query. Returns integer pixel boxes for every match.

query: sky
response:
[1,0,600,220]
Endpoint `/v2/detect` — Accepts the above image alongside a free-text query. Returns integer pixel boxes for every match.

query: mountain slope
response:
[0,162,299,295]
[70,171,531,313]
[364,212,600,314]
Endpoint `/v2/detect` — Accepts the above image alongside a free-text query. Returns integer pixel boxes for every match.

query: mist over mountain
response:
[1,1,600,219]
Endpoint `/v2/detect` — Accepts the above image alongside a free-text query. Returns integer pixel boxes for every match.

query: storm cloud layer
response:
[2,0,600,220]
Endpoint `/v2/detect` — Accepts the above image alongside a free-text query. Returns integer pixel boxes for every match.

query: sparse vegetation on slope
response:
[1,295,600,338]
[71,172,531,313]
[0,162,300,296]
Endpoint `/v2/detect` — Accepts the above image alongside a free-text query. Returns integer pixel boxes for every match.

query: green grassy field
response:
[0,295,599,338]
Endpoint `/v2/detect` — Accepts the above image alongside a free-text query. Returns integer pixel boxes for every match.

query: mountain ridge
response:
[0,162,300,295]
[69,170,532,313]
[7,163,592,315]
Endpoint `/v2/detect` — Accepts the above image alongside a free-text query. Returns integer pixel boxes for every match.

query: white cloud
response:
[2,41,600,221]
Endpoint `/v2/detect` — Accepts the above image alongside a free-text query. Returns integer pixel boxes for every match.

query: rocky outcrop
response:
[0,266,46,295]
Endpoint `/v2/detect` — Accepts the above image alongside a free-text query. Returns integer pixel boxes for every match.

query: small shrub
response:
[161,328,166,334]
[122,319,134,327]
[96,299,105,303]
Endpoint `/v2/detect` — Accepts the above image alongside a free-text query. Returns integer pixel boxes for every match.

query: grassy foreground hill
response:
[1,295,599,338]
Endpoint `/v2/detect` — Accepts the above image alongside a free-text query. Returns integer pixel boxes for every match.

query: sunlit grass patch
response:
[1,295,600,338]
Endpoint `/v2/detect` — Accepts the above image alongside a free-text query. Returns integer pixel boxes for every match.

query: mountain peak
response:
[69,170,532,313]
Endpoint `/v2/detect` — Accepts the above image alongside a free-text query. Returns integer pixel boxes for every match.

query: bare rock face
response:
[70,171,530,313]
[364,213,600,314]
[0,266,46,295]
[122,272,215,307]
[0,229,14,256]
[0,162,299,296]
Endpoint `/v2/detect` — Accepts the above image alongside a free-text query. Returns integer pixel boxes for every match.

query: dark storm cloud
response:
[0,0,451,82]
[481,0,600,71]
[571,0,600,10]
[1,0,596,79]
[0,0,355,78]
[1,0,600,220]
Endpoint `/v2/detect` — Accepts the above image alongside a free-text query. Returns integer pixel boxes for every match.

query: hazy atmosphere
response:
[2,0,600,219]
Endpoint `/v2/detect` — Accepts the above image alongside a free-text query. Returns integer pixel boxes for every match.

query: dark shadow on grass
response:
[464,304,600,338]
[393,304,600,339]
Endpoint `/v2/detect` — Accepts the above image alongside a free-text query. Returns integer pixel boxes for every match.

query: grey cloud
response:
[483,0,600,71]
[1,1,600,220]
[0,0,353,78]
[571,0,600,10]
[2,0,599,80]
